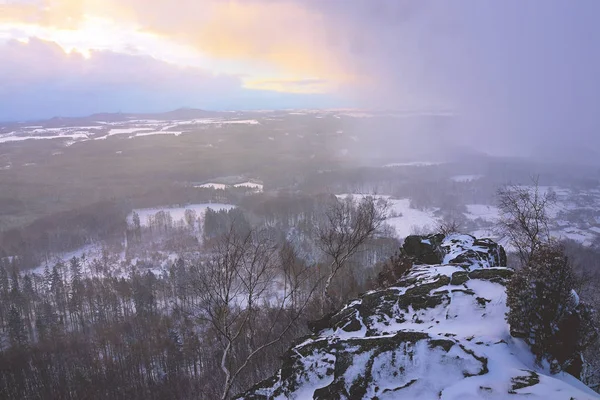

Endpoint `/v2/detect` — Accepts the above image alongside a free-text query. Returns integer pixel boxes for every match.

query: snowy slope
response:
[237,234,599,400]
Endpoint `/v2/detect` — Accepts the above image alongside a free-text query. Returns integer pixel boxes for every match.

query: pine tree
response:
[7,305,28,348]
[132,211,142,242]
[0,265,9,297]
[507,242,598,375]
[69,257,84,329]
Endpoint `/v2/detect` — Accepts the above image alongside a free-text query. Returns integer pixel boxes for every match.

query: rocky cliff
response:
[237,234,599,400]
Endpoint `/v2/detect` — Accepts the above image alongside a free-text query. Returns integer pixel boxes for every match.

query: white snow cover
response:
[464,204,500,222]
[241,234,600,400]
[194,183,229,190]
[128,203,235,227]
[452,174,484,182]
[130,131,183,138]
[386,199,439,238]
[233,181,264,191]
[338,195,439,239]
[384,161,444,168]
[0,133,89,143]
[195,181,263,192]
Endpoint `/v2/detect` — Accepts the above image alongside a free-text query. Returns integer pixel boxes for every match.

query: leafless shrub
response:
[495,176,557,265]
[316,195,389,309]
[193,228,319,399]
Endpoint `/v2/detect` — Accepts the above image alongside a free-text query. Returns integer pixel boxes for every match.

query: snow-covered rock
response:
[236,235,599,400]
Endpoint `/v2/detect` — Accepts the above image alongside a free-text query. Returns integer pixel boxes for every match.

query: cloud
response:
[0,38,244,120]
[1,0,355,90]
[243,78,329,94]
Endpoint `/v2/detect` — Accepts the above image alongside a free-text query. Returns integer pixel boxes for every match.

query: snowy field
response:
[385,199,439,238]
[128,203,235,226]
[464,204,500,222]
[340,190,600,247]
[31,244,113,276]
[29,203,237,276]
[383,161,444,168]
[451,174,484,182]
[338,195,440,239]
[0,116,262,146]
[194,181,264,192]
[0,108,451,148]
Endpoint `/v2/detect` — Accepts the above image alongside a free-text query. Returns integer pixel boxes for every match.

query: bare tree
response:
[317,195,389,309]
[437,216,462,236]
[193,228,318,400]
[495,177,557,265]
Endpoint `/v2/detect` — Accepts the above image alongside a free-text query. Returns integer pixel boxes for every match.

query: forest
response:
[1,185,599,398]
[0,195,400,399]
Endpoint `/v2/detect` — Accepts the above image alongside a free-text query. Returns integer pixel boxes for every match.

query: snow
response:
[336,195,439,239]
[244,232,600,400]
[108,127,154,136]
[0,116,263,147]
[221,119,260,125]
[337,112,375,118]
[384,161,444,168]
[386,199,439,239]
[451,174,484,183]
[31,244,103,276]
[130,131,183,138]
[571,290,580,307]
[551,229,597,246]
[195,181,263,192]
[0,133,89,143]
[194,183,229,190]
[128,203,235,227]
[464,204,500,222]
[233,181,264,191]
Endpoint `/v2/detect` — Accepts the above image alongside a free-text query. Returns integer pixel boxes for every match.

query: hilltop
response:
[237,234,599,400]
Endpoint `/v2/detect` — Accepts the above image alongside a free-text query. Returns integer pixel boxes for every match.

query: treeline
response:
[0,201,129,270]
[0,253,302,399]
[0,195,399,399]
[0,186,253,271]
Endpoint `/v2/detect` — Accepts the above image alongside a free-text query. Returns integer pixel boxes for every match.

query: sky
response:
[1,0,599,158]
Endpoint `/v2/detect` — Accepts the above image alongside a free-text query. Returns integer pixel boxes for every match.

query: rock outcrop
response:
[236,234,599,400]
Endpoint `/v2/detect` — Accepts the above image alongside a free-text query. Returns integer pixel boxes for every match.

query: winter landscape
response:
[2,1,600,399]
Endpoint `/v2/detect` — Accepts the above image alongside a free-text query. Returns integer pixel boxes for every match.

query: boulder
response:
[236,235,597,400]
[401,233,445,264]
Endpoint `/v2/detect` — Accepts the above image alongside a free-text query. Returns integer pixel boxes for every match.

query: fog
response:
[307,0,600,164]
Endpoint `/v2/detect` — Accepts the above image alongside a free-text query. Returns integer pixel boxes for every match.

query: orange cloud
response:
[0,0,357,94]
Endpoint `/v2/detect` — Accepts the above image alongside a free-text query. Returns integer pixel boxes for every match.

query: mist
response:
[306,0,600,164]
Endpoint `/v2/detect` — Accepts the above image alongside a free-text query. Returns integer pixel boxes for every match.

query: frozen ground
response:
[0,115,263,146]
[386,198,440,238]
[451,174,484,182]
[194,181,264,192]
[240,234,600,400]
[340,190,600,247]
[128,203,235,226]
[383,161,444,168]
